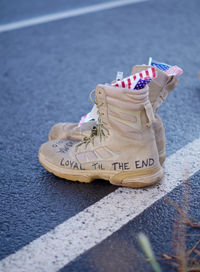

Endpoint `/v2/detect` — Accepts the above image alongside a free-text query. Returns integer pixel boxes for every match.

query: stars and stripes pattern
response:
[134,78,152,90]
[112,67,157,90]
[164,66,183,76]
[149,58,183,76]
[79,114,88,127]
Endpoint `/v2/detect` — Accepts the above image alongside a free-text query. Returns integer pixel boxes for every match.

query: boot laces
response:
[75,89,109,151]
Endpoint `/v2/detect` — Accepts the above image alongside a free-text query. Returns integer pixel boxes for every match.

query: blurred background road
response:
[0,0,200,271]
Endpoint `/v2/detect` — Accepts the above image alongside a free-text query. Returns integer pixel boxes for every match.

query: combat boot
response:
[48,66,178,165]
[131,65,178,164]
[39,84,163,188]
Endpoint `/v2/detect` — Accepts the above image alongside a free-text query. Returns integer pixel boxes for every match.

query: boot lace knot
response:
[75,89,109,151]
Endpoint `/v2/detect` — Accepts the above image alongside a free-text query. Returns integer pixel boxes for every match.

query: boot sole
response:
[39,153,164,188]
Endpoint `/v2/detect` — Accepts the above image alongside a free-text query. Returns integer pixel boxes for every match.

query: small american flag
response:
[149,57,183,76]
[112,67,157,90]
[79,114,87,127]
[134,78,152,90]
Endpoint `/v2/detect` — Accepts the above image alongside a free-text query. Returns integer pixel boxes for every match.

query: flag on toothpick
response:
[112,67,157,90]
[148,57,183,76]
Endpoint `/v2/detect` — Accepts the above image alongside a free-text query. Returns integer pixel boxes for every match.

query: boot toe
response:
[39,140,62,167]
[38,140,76,168]
[48,123,66,141]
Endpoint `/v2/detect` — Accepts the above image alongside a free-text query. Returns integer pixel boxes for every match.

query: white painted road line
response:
[1,137,200,272]
[0,0,148,34]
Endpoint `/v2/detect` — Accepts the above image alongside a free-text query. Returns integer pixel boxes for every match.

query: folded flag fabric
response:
[149,57,183,76]
[112,67,157,90]
[78,104,98,127]
[164,65,183,76]
[134,78,152,90]
[79,114,88,127]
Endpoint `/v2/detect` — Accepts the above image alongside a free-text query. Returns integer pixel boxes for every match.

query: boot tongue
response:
[80,119,97,132]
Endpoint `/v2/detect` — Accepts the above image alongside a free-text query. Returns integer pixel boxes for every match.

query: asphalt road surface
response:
[0,0,200,271]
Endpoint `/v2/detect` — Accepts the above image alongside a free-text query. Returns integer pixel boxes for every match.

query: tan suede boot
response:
[39,84,163,188]
[48,66,178,165]
[131,65,178,164]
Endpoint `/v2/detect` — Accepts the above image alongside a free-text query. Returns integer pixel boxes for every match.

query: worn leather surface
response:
[39,84,161,174]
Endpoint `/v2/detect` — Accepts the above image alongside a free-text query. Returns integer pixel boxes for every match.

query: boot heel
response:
[110,165,164,188]
[159,150,166,165]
